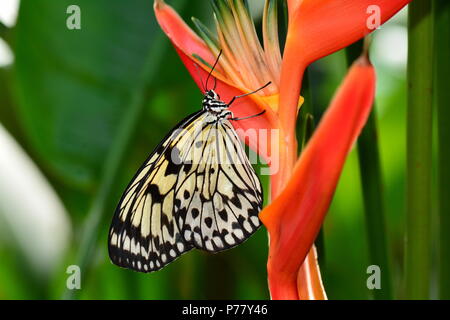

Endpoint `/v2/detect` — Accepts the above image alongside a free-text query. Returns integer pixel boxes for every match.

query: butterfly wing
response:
[109,112,263,273]
[108,110,205,272]
[175,118,262,252]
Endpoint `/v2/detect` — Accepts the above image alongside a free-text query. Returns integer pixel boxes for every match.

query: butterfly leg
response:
[227,82,272,106]
[228,110,266,121]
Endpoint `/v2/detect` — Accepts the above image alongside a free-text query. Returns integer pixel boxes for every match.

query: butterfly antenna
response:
[194,63,206,92]
[205,50,222,91]
[213,73,218,90]
[228,81,272,105]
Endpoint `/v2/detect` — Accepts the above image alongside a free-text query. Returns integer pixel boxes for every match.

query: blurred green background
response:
[0,0,414,299]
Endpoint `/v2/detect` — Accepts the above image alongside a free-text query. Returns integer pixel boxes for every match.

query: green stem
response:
[298,70,326,267]
[433,0,450,300]
[358,110,392,300]
[406,0,434,299]
[346,41,392,300]
[62,34,167,300]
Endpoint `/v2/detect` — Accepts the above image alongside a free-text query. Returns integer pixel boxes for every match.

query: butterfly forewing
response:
[108,108,263,273]
[108,111,203,272]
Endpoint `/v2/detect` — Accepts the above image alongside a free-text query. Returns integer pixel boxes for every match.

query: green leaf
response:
[13,0,162,188]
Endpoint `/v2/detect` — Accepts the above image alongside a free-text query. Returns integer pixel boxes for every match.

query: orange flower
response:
[154,0,410,299]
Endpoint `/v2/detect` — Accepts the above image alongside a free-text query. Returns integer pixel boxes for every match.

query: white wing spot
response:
[234,229,244,239]
[225,234,234,245]
[243,221,252,233]
[213,237,224,249]
[251,215,259,226]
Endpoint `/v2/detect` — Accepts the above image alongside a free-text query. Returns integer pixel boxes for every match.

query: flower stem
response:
[358,110,392,299]
[406,0,434,299]
[433,0,450,300]
[296,76,327,300]
[345,41,392,300]
[299,71,327,267]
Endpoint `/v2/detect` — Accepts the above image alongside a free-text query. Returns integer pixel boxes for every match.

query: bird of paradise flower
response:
[154,0,411,300]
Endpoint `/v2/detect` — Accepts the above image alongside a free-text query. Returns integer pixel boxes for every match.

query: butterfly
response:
[108,52,270,272]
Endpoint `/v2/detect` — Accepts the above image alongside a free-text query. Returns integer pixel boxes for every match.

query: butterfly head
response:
[206,89,219,100]
[203,90,228,112]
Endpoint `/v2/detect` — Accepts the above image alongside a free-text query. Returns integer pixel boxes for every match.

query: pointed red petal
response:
[290,0,410,66]
[154,0,215,88]
[154,0,215,65]
[260,56,376,300]
[278,0,410,139]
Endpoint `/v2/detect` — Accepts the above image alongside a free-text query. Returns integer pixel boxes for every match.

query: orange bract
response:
[261,57,376,299]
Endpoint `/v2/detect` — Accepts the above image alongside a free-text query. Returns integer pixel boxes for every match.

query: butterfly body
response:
[108,89,263,273]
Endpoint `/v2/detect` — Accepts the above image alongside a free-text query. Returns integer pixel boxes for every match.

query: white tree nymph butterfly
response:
[108,52,270,272]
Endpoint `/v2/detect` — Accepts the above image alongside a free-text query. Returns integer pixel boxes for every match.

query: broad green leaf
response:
[13,0,162,188]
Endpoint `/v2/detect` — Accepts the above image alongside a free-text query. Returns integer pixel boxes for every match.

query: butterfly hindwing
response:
[176,119,262,252]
